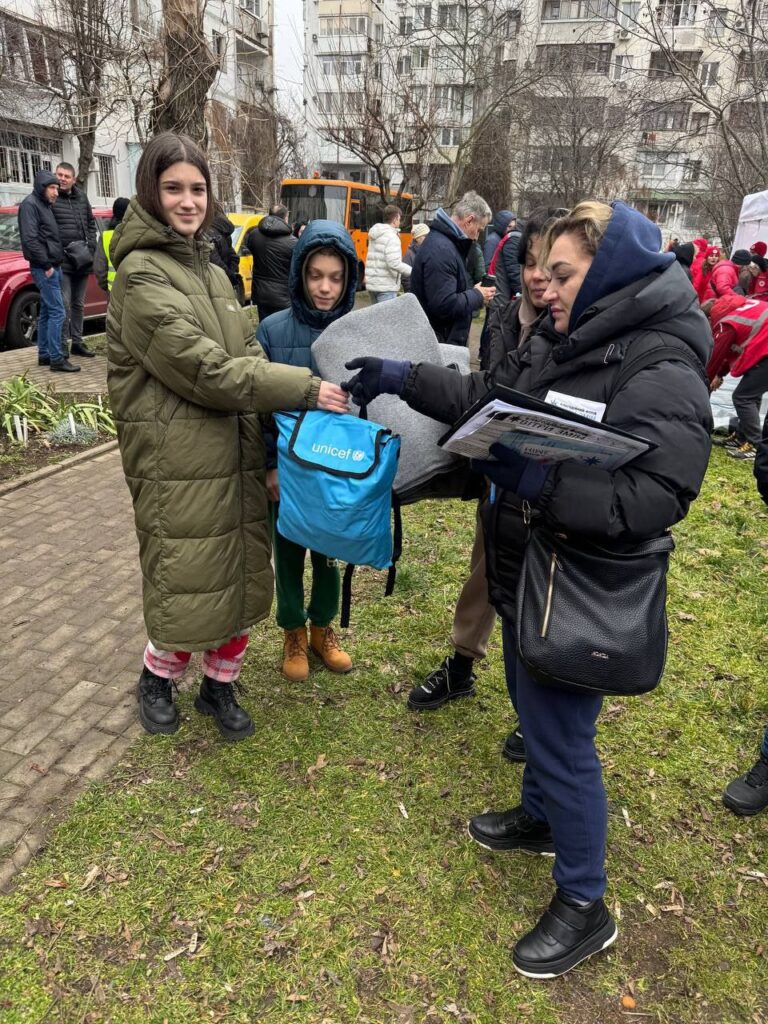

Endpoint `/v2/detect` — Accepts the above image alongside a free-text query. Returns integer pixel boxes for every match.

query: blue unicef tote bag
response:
[274,410,401,573]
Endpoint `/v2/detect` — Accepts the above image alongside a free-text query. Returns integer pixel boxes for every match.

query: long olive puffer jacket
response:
[107,199,321,651]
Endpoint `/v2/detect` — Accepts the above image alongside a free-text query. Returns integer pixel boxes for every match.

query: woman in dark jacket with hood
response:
[343,201,713,980]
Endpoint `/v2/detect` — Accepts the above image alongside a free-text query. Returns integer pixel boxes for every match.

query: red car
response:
[0,205,112,349]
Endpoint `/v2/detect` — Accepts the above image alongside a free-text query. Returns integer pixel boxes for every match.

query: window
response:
[96,154,117,198]
[416,5,432,28]
[319,15,368,35]
[737,50,768,83]
[321,55,363,76]
[683,159,701,182]
[706,6,728,34]
[729,100,768,128]
[3,19,29,80]
[26,31,49,85]
[638,151,676,179]
[0,129,61,185]
[541,0,610,19]
[612,53,634,79]
[536,43,613,74]
[374,23,384,42]
[437,4,463,28]
[699,60,719,85]
[212,31,226,69]
[316,92,334,113]
[399,15,413,35]
[640,103,690,129]
[618,1,640,28]
[690,111,709,132]
[413,46,429,69]
[656,1,698,26]
[503,10,521,36]
[648,49,701,78]
[397,53,412,74]
[434,84,471,113]
[435,45,464,72]
[280,183,348,226]
[240,0,261,14]
[440,126,468,146]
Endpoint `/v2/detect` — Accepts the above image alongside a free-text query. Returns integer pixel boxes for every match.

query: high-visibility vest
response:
[102,229,116,290]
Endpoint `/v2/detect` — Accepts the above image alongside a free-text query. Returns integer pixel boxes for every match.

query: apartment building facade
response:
[0,0,274,209]
[304,0,761,237]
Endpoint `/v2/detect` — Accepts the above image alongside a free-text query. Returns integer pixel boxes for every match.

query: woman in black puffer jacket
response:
[343,201,713,980]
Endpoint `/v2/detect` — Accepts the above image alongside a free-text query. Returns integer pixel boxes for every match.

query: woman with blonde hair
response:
[107,132,348,742]
[343,200,712,977]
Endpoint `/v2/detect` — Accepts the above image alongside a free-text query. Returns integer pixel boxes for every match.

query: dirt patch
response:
[0,434,110,483]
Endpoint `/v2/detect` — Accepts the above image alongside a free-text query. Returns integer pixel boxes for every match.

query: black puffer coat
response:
[51,184,97,273]
[402,261,713,620]
[245,216,297,311]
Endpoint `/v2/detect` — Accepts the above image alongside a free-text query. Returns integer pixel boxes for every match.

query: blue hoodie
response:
[256,219,358,370]
[568,201,675,333]
[484,208,515,264]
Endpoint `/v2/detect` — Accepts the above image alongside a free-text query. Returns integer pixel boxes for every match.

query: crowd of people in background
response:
[14,138,767,982]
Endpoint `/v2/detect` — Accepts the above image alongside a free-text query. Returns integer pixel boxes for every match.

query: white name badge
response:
[545,390,606,423]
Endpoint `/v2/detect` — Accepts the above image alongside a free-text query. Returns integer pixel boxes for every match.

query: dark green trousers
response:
[271,505,340,630]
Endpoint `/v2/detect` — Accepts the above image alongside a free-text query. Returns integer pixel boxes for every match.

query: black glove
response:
[342,357,412,407]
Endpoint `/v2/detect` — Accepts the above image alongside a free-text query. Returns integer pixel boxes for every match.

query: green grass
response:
[0,451,766,1024]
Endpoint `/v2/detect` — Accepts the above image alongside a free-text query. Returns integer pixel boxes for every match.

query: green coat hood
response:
[107,198,321,651]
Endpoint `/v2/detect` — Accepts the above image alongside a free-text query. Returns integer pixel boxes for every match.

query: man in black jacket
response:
[244,203,297,322]
[17,170,79,373]
[411,191,496,345]
[52,162,97,358]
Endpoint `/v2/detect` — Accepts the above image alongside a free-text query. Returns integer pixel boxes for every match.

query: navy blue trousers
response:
[502,619,608,902]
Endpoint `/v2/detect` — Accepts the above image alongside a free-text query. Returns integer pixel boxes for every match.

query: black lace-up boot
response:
[194,676,254,741]
[137,668,179,734]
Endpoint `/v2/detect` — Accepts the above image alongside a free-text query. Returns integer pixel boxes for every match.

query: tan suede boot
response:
[310,624,352,674]
[282,627,309,681]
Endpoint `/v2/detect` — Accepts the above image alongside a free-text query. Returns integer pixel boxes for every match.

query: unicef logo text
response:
[312,443,367,463]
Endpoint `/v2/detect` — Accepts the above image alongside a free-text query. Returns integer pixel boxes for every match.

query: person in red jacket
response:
[708,294,768,459]
[696,245,721,302]
[709,249,753,299]
[690,237,709,294]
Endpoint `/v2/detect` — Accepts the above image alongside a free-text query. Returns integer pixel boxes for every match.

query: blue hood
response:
[288,219,358,329]
[569,202,675,333]
[491,209,514,237]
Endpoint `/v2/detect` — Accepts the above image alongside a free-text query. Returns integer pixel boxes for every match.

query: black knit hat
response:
[112,197,129,222]
[731,249,753,266]
[672,242,695,267]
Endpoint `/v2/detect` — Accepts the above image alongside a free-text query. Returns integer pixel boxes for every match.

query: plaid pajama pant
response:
[144,633,249,684]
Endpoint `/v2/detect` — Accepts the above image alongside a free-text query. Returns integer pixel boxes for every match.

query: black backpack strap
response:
[385,492,403,597]
[340,563,355,628]
[609,334,708,405]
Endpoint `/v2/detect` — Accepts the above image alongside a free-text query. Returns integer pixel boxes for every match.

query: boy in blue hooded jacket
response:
[258,220,358,680]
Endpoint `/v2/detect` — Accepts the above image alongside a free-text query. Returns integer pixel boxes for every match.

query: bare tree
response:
[151,0,220,145]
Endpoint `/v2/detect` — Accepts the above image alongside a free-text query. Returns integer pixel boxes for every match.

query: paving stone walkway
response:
[0,446,144,889]
[0,347,107,392]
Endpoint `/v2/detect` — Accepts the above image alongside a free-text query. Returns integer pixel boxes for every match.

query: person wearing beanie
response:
[671,241,695,280]
[256,221,358,681]
[707,292,768,460]
[750,240,767,258]
[696,245,721,302]
[483,208,516,265]
[94,196,130,294]
[402,222,429,292]
[342,200,712,978]
[707,248,751,300]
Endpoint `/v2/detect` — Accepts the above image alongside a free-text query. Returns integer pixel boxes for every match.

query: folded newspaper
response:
[439,387,654,472]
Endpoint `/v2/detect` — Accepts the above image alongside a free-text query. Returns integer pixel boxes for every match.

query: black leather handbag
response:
[516,525,675,696]
[64,239,93,272]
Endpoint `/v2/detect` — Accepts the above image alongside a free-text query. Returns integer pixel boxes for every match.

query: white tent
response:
[732,189,768,252]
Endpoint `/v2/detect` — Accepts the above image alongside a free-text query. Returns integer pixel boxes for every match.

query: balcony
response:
[236,7,269,52]
[313,33,369,56]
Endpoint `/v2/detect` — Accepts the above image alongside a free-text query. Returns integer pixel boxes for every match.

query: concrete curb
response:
[0,439,119,498]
